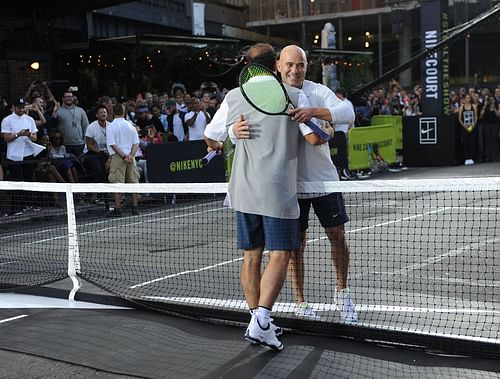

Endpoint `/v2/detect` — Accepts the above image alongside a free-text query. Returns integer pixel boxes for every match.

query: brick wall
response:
[0,59,51,101]
[0,16,52,101]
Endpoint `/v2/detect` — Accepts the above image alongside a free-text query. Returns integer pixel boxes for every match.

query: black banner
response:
[402,115,456,166]
[147,140,226,183]
[420,0,450,117]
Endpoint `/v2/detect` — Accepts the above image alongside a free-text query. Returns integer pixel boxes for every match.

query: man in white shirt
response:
[185,98,210,141]
[1,97,38,177]
[279,45,357,323]
[106,103,140,217]
[84,105,110,185]
[333,88,355,179]
[1,97,39,213]
[164,100,186,142]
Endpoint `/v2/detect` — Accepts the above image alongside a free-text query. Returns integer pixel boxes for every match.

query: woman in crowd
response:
[480,94,500,162]
[458,94,478,165]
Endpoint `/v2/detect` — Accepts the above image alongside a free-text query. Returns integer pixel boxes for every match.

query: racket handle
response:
[305,120,330,141]
[201,150,218,165]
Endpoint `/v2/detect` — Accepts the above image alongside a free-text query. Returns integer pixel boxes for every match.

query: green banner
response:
[371,115,403,150]
[348,124,396,170]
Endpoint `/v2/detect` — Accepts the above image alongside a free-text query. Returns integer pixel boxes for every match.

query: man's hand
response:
[288,107,314,123]
[324,124,335,140]
[232,114,250,139]
[207,141,223,153]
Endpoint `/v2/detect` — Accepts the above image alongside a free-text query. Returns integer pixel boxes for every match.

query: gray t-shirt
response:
[225,84,305,219]
[55,106,89,145]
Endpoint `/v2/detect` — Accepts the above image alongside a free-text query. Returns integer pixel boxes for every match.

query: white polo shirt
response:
[106,117,139,156]
[1,112,38,161]
[185,111,210,141]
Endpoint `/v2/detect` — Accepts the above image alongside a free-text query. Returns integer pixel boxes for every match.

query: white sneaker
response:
[336,288,358,323]
[294,302,321,320]
[244,315,283,351]
[464,159,475,166]
[270,318,283,336]
[248,310,282,337]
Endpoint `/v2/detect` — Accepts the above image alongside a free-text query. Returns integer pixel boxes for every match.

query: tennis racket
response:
[239,63,330,141]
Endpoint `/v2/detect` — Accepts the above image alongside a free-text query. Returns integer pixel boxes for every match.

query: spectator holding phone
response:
[1,97,38,213]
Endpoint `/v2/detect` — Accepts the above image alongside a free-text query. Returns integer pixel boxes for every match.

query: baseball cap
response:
[136,106,149,113]
[13,97,26,107]
[165,99,176,108]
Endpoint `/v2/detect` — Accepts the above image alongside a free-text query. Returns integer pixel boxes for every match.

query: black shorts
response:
[298,192,349,232]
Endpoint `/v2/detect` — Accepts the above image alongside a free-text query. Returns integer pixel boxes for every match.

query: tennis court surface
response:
[1,163,499,378]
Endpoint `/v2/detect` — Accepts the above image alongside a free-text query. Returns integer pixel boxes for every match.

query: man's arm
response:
[125,143,139,163]
[85,136,101,154]
[204,98,229,152]
[51,102,60,118]
[81,108,89,133]
[289,107,333,123]
[110,144,127,159]
[289,85,355,126]
[296,89,332,145]
[185,112,197,127]
[204,137,223,152]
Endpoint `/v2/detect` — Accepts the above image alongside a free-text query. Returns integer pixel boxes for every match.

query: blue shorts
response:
[236,211,300,251]
[298,192,349,232]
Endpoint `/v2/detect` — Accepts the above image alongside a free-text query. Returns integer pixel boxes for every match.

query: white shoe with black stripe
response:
[244,315,283,351]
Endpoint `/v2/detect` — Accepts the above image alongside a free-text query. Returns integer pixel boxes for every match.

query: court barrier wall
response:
[371,115,403,151]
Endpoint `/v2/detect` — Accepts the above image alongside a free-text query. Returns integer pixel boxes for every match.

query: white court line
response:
[24,202,226,246]
[141,296,500,315]
[0,261,20,266]
[355,322,499,345]
[0,314,28,324]
[130,256,244,289]
[1,199,221,243]
[129,206,452,288]
[368,237,500,276]
[424,277,500,288]
[0,293,131,309]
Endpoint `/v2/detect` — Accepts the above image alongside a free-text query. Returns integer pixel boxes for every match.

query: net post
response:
[66,184,81,301]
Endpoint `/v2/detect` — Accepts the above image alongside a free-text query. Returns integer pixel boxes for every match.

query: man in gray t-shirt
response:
[205,43,330,351]
[52,90,89,157]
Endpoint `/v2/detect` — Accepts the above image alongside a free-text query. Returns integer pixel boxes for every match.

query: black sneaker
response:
[107,208,123,217]
[131,207,139,216]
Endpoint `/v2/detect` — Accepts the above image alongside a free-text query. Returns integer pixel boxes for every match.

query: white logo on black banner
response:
[419,117,437,144]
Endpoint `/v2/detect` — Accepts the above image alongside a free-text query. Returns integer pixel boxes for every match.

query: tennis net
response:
[0,179,499,358]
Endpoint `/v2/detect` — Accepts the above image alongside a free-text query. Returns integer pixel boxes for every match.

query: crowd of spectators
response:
[1,76,499,215]
[354,80,500,165]
[0,80,226,215]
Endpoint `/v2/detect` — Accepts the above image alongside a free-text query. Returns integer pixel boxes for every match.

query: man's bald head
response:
[277,45,308,88]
